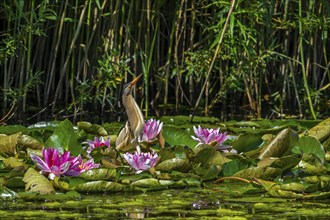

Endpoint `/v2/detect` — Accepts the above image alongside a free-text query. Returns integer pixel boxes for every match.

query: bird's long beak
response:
[128,74,142,88]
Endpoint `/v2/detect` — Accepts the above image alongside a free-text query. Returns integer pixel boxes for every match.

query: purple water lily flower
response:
[191,125,228,147]
[65,155,100,176]
[143,119,163,143]
[30,147,100,180]
[30,147,71,180]
[123,151,158,172]
[87,136,111,154]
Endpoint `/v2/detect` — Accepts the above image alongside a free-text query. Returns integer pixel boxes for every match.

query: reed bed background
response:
[0,0,329,124]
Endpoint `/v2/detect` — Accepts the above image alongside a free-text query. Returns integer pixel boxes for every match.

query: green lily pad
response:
[295,136,325,160]
[78,122,108,136]
[71,181,126,192]
[45,119,82,155]
[3,157,28,169]
[231,133,264,153]
[131,178,162,188]
[162,125,198,148]
[0,125,29,135]
[78,168,117,181]
[192,146,230,167]
[6,176,25,188]
[0,185,17,199]
[22,168,55,195]
[222,159,250,177]
[156,158,191,172]
[19,134,43,150]
[262,155,301,171]
[259,128,299,160]
[306,117,330,142]
[234,167,282,180]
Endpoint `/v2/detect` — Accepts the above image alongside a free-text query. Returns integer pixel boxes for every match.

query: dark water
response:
[2,188,330,219]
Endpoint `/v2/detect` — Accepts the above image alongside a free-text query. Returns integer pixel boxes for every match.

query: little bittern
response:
[116,75,145,151]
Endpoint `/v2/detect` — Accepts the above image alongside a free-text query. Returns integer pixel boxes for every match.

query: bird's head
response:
[123,74,142,96]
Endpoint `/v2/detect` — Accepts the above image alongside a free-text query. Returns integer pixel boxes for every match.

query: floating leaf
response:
[202,165,221,180]
[305,117,330,142]
[156,158,191,172]
[162,125,198,148]
[158,148,176,161]
[45,119,82,155]
[259,155,301,171]
[234,167,282,180]
[8,165,27,178]
[0,125,29,135]
[101,157,121,169]
[118,171,152,183]
[166,171,201,180]
[323,136,330,150]
[192,146,229,167]
[71,181,126,192]
[231,133,264,153]
[23,168,55,195]
[19,134,43,150]
[0,133,20,156]
[78,121,108,136]
[172,145,194,159]
[298,154,329,175]
[233,121,261,128]
[295,136,325,160]
[254,178,277,191]
[259,128,299,160]
[0,185,17,199]
[174,178,201,188]
[131,178,161,188]
[222,159,250,177]
[27,121,59,129]
[77,121,92,131]
[6,176,25,188]
[3,157,28,169]
[78,168,117,181]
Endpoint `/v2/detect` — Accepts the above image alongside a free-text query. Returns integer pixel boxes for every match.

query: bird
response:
[116,74,145,151]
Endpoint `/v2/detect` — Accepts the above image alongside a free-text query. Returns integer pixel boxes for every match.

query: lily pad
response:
[71,181,126,192]
[306,117,330,142]
[295,136,325,160]
[78,122,108,136]
[156,158,191,172]
[0,185,17,199]
[45,119,82,155]
[259,128,299,160]
[222,159,250,177]
[162,125,198,148]
[0,125,29,135]
[0,133,20,156]
[231,133,264,153]
[234,167,282,180]
[78,168,117,181]
[22,168,55,195]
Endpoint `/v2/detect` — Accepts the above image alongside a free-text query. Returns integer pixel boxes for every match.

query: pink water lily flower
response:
[191,125,228,147]
[30,147,72,180]
[65,155,100,176]
[123,151,158,173]
[87,136,111,154]
[143,119,163,143]
[30,147,100,180]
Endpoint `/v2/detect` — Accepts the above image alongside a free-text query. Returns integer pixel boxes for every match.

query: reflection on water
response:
[1,188,330,219]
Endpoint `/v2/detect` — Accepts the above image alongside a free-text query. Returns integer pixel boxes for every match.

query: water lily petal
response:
[30,154,51,173]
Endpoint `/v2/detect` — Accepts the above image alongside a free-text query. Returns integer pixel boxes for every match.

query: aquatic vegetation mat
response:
[0,117,330,204]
